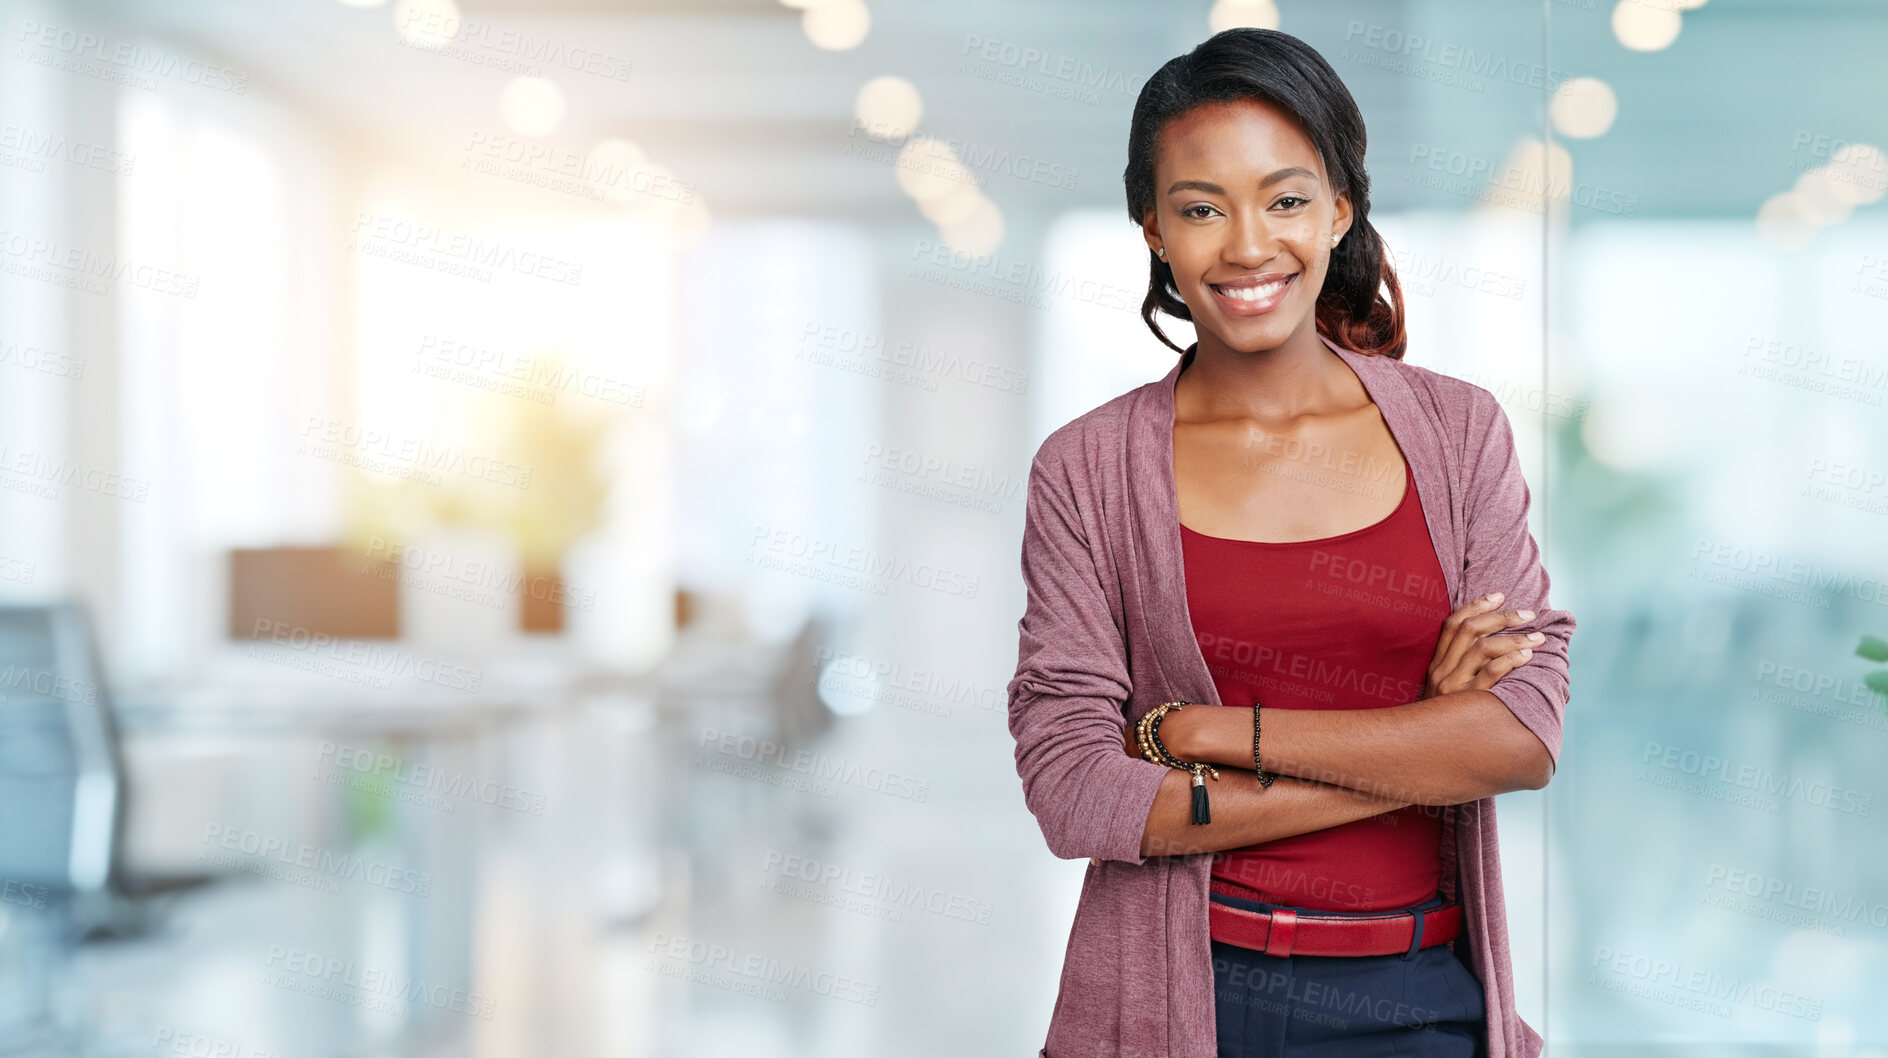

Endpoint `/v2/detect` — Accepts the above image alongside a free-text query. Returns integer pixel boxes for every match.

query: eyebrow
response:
[1166,167,1319,195]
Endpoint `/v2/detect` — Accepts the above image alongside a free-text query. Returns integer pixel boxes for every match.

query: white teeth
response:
[1215,277,1290,301]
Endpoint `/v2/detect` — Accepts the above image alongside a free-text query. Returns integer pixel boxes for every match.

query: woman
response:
[1005,28,1575,1058]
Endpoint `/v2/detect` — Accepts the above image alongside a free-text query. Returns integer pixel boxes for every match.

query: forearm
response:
[1172,691,1552,805]
[1137,767,1410,859]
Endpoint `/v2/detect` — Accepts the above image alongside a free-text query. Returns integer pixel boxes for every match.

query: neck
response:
[1178,320,1348,422]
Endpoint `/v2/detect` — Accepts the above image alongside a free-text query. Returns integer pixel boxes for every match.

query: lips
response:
[1208,273,1295,315]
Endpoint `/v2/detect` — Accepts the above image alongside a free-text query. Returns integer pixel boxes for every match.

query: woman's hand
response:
[1423,591,1545,699]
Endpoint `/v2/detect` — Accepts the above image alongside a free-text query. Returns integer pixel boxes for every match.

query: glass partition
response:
[1545,1,1888,1054]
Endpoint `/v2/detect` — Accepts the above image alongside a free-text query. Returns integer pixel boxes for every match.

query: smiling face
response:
[1142,97,1352,355]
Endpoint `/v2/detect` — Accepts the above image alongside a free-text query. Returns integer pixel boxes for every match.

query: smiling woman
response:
[1007,26,1575,1058]
[1125,30,1406,361]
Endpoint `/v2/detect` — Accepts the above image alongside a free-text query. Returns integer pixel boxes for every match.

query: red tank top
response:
[1180,457,1449,912]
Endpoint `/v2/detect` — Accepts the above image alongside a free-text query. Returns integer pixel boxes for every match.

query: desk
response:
[2,627,801,1057]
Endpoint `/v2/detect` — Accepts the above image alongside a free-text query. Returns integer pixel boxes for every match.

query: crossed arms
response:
[1006,397,1574,865]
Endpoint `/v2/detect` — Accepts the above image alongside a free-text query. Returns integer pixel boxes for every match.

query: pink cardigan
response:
[1005,334,1575,1058]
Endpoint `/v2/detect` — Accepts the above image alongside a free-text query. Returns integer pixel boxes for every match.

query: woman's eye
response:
[1273,195,1309,210]
[1182,205,1217,219]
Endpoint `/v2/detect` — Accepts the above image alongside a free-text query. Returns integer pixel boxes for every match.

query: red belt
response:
[1207,879,1461,958]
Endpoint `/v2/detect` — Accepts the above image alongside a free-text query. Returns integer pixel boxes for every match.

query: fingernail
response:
[1528,632,1544,641]
[1518,609,1535,620]
[1519,648,1533,659]
[1486,592,1503,603]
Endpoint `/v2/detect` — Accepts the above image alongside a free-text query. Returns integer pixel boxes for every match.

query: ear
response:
[1140,210,1162,258]
[1331,191,1354,246]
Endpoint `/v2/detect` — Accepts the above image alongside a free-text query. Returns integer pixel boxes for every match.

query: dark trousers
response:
[1209,890,1487,1058]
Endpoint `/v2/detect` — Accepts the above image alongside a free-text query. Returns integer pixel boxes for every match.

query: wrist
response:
[1162,706,1198,762]
[1174,704,1236,768]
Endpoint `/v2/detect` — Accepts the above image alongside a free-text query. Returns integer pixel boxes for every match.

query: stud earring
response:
[1331,233,1340,247]
[1156,247,1165,259]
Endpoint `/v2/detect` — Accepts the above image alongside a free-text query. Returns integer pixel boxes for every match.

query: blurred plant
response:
[345,761,395,843]
[1859,635,1888,713]
[339,349,619,572]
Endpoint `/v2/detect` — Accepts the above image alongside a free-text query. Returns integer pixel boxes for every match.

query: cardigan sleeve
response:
[1006,443,1171,865]
[1458,389,1577,772]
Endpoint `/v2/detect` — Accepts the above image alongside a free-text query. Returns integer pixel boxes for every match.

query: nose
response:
[1223,207,1275,269]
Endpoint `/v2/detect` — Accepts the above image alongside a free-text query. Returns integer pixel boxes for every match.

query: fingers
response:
[1461,636,1540,693]
[1432,592,1505,664]
[1433,629,1542,699]
[1458,604,1539,640]
[1475,631,1545,658]
[1429,592,1514,680]
[1427,592,1546,700]
[1469,647,1534,690]
[1440,591,1506,634]
[1440,595,1529,646]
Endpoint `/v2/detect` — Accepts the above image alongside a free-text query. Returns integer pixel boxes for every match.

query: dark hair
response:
[1124,27,1407,360]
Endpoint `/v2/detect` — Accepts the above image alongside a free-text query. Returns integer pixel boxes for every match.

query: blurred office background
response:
[2,0,1885,1054]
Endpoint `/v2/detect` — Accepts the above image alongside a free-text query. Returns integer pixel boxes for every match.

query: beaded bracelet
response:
[1251,698,1275,788]
[1134,701,1218,825]
[1133,703,1172,769]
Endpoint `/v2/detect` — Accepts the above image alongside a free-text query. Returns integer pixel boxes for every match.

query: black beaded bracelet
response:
[1135,702,1218,825]
[1148,706,1185,768]
[1251,698,1275,788]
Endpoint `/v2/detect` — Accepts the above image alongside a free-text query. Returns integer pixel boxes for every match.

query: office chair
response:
[0,602,124,906]
[0,602,129,1054]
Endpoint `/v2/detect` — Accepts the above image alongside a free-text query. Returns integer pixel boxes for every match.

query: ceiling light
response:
[1756,191,1818,251]
[804,0,869,51]
[1792,170,1854,226]
[919,183,984,226]
[894,135,973,202]
[940,197,1004,257]
[1826,143,1886,205]
[1208,0,1280,32]
[854,76,922,143]
[1550,77,1618,139]
[1612,0,1682,52]
[500,76,565,137]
